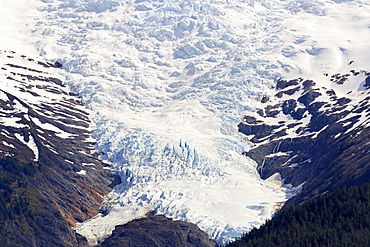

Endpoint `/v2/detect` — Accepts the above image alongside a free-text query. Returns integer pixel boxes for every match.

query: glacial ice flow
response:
[5,0,370,245]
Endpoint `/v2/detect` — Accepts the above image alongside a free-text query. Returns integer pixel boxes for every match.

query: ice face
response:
[18,0,370,245]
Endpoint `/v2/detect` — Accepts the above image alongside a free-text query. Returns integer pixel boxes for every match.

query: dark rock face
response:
[276,78,301,89]
[100,213,217,247]
[0,51,116,246]
[297,90,321,106]
[239,70,370,208]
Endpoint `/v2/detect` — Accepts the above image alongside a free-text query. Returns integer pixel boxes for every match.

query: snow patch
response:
[76,170,86,175]
[14,133,39,161]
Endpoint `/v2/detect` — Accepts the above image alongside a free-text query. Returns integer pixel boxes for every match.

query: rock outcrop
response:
[100,213,217,247]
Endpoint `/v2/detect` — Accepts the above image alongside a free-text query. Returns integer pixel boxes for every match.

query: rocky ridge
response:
[239,68,370,207]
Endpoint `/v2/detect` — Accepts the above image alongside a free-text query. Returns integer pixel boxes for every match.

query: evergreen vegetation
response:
[0,157,73,246]
[0,157,41,246]
[226,184,370,247]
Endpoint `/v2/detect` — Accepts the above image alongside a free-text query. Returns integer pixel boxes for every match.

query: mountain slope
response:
[239,70,370,207]
[0,51,116,246]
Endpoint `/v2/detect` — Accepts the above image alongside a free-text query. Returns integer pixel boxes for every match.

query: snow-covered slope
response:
[4,0,370,245]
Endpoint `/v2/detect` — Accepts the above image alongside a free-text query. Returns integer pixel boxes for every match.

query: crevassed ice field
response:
[4,0,370,245]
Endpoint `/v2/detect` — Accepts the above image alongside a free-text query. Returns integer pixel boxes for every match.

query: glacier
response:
[4,0,370,245]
